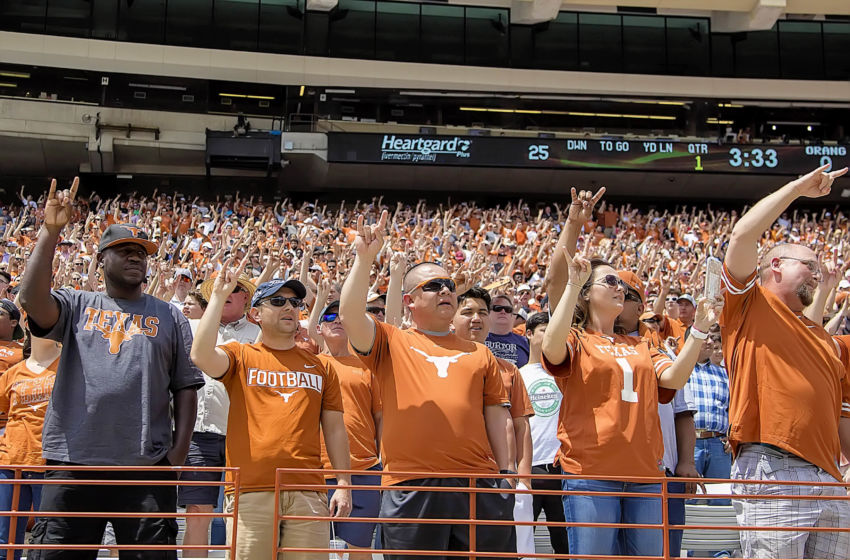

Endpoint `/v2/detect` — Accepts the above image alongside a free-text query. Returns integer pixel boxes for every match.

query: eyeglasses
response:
[367,306,385,315]
[232,285,245,294]
[642,317,660,325]
[778,257,821,276]
[320,312,339,323]
[492,304,513,314]
[409,277,456,294]
[592,275,626,290]
[262,296,303,309]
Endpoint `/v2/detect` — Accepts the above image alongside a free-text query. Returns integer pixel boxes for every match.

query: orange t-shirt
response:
[721,264,850,480]
[219,342,344,492]
[319,354,381,474]
[0,341,24,372]
[0,358,57,466]
[543,328,674,477]
[357,320,509,485]
[497,358,533,419]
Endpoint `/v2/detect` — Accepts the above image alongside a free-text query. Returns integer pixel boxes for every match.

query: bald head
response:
[403,262,448,293]
[759,243,816,282]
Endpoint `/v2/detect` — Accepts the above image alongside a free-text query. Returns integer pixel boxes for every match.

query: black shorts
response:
[176,432,226,507]
[379,477,516,560]
[28,460,178,560]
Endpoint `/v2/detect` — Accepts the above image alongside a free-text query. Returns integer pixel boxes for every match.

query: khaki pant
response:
[224,490,330,560]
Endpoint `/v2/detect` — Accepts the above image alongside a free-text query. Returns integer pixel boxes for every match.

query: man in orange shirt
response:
[722,165,850,559]
[191,270,353,560]
[340,211,515,560]
[317,299,382,559]
[452,287,535,556]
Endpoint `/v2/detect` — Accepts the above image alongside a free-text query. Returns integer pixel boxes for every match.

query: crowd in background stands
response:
[0,178,848,559]
[2,188,850,334]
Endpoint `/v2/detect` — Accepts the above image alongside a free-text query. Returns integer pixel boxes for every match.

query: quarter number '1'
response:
[616,358,639,403]
[695,156,704,171]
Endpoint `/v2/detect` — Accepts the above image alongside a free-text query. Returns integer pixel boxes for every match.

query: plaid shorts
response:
[731,444,850,559]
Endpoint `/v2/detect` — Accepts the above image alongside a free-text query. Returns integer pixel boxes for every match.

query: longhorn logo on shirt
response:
[409,347,470,378]
[82,307,159,354]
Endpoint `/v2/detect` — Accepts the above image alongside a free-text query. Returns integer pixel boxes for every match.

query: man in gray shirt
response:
[19,178,203,560]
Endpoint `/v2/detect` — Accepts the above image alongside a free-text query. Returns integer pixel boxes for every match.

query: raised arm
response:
[542,247,592,366]
[20,178,78,331]
[385,251,406,327]
[658,298,723,389]
[726,165,847,283]
[339,211,388,354]
[190,256,248,378]
[548,187,605,311]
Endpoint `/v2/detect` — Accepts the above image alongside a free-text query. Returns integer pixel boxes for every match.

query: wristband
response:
[499,469,517,475]
[690,328,709,340]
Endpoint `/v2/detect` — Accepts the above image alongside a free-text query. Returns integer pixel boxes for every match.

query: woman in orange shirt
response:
[0,328,61,560]
[542,189,721,559]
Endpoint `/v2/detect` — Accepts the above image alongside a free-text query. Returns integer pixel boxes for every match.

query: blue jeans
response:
[693,437,732,506]
[0,470,44,560]
[667,480,685,557]
[562,477,662,558]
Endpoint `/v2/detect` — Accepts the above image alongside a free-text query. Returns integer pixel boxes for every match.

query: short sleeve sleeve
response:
[650,346,676,404]
[218,342,243,385]
[721,262,757,329]
[321,360,344,413]
[841,374,850,419]
[355,318,392,377]
[511,368,534,417]
[541,328,581,378]
[170,310,204,392]
[484,351,510,407]
[27,288,74,342]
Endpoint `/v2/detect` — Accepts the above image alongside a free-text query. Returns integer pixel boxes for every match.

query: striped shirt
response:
[686,360,730,434]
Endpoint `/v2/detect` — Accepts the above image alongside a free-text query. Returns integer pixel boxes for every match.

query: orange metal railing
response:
[0,464,241,556]
[271,467,850,560]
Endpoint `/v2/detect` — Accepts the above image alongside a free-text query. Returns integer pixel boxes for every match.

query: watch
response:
[499,469,517,475]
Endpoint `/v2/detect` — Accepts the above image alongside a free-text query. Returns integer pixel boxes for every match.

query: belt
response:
[742,442,796,458]
[695,430,724,439]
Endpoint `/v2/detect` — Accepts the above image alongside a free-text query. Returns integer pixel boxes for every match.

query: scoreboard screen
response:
[327,132,850,175]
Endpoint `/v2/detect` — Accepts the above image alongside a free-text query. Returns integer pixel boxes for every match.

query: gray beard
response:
[796,282,814,307]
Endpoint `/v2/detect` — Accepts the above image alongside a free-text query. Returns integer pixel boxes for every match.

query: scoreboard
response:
[327,132,849,175]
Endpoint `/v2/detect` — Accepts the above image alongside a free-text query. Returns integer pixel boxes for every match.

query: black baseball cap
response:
[0,299,24,340]
[98,224,158,255]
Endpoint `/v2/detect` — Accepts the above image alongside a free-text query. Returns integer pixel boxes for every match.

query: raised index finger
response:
[376,209,389,231]
[68,176,79,202]
[47,178,57,200]
[591,186,606,205]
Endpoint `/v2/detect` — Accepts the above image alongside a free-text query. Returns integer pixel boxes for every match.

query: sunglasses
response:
[409,277,456,294]
[592,274,626,290]
[624,291,642,303]
[642,317,660,324]
[367,306,385,315]
[232,285,245,294]
[492,304,513,314]
[320,312,339,323]
[262,296,303,309]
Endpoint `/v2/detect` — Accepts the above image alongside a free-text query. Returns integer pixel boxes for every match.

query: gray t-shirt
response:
[30,288,204,466]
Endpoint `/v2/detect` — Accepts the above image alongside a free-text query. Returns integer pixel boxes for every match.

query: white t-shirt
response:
[519,362,563,466]
[658,385,696,473]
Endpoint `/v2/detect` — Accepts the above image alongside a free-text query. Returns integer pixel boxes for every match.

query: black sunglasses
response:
[320,312,339,323]
[492,304,513,314]
[263,296,303,309]
[232,285,245,294]
[624,291,642,303]
[367,306,385,315]
[593,275,626,290]
[412,278,456,293]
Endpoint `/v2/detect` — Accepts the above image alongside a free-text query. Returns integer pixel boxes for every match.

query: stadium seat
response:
[681,503,741,556]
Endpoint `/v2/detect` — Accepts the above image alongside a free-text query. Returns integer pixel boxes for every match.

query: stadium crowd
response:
[0,167,846,559]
